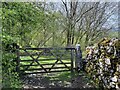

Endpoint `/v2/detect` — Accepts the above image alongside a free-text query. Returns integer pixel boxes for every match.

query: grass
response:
[19,54,98,88]
[19,55,72,72]
[20,56,71,64]
[20,55,77,86]
[43,71,79,83]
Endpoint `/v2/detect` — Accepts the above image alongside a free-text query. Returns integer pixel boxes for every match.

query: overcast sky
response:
[2,0,120,2]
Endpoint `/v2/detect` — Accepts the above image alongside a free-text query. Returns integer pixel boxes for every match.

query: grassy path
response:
[20,56,98,89]
[21,71,98,89]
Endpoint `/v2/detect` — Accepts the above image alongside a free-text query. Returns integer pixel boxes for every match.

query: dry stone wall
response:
[85,38,120,89]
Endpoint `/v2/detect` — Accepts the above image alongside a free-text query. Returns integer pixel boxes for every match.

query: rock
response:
[111,76,118,82]
[105,58,111,65]
[85,38,120,89]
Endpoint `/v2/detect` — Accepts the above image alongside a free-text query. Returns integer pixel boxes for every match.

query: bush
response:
[2,33,21,88]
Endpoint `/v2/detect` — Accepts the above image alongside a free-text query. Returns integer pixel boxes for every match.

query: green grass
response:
[20,56,76,85]
[108,31,118,38]
[20,56,71,64]
[19,56,98,88]
[43,71,78,82]
[19,56,72,71]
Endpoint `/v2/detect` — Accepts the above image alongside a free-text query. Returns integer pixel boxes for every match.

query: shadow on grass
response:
[21,71,98,89]
[21,71,78,88]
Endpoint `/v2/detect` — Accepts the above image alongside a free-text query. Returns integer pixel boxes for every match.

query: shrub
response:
[2,33,21,88]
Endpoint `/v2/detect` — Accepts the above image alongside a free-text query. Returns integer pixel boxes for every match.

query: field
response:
[19,53,75,74]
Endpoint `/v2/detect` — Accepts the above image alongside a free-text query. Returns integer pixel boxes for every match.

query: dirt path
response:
[21,72,96,89]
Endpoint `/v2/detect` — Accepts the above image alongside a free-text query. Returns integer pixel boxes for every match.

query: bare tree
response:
[61,1,98,46]
[81,2,117,45]
[60,1,117,47]
[30,1,118,47]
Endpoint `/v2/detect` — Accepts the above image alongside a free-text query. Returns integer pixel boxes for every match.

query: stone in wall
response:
[85,38,120,89]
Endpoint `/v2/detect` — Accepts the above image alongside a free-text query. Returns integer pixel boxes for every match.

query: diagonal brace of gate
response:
[48,49,70,72]
[23,49,48,73]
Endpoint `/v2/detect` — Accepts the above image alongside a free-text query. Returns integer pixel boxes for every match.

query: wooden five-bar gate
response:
[16,47,81,75]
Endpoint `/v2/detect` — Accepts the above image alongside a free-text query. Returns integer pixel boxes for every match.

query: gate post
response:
[71,49,74,73]
[75,44,82,72]
[16,46,20,74]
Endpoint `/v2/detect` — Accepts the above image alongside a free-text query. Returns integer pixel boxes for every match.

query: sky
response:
[1,0,120,2]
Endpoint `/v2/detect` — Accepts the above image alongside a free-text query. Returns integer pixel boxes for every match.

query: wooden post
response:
[70,48,74,82]
[16,46,20,74]
[75,44,82,72]
[71,49,74,73]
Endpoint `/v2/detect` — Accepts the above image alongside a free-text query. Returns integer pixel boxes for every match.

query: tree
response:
[60,1,117,47]
[2,2,43,46]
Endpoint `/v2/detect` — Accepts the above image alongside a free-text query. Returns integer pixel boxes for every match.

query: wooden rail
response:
[16,47,76,75]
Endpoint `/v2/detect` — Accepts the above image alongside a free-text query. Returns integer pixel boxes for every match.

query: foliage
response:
[2,2,44,46]
[2,33,22,88]
[1,2,118,88]
[2,2,117,48]
[2,2,64,47]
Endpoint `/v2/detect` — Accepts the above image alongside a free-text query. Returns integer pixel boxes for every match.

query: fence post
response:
[71,49,74,73]
[16,46,20,74]
[75,44,82,72]
[70,48,74,81]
